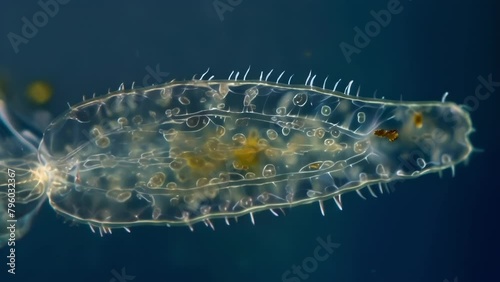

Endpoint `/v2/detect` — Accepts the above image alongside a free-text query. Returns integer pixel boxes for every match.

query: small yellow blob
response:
[187,155,206,169]
[26,80,53,105]
[232,129,263,167]
[308,162,322,170]
[413,112,423,128]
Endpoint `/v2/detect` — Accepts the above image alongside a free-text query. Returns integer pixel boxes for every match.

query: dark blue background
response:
[0,0,498,281]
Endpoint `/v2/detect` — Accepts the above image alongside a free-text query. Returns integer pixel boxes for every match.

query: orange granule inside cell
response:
[373,129,399,142]
[413,112,423,128]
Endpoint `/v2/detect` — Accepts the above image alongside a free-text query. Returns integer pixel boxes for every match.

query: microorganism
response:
[0,69,475,245]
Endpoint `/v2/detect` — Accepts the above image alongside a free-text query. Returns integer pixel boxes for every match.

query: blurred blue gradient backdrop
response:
[0,1,498,281]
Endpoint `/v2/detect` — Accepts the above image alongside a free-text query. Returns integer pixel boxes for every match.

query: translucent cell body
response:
[0,79,474,238]
[31,80,473,228]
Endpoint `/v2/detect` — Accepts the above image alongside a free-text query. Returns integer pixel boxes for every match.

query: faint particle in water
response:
[413,112,423,128]
[26,80,53,105]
